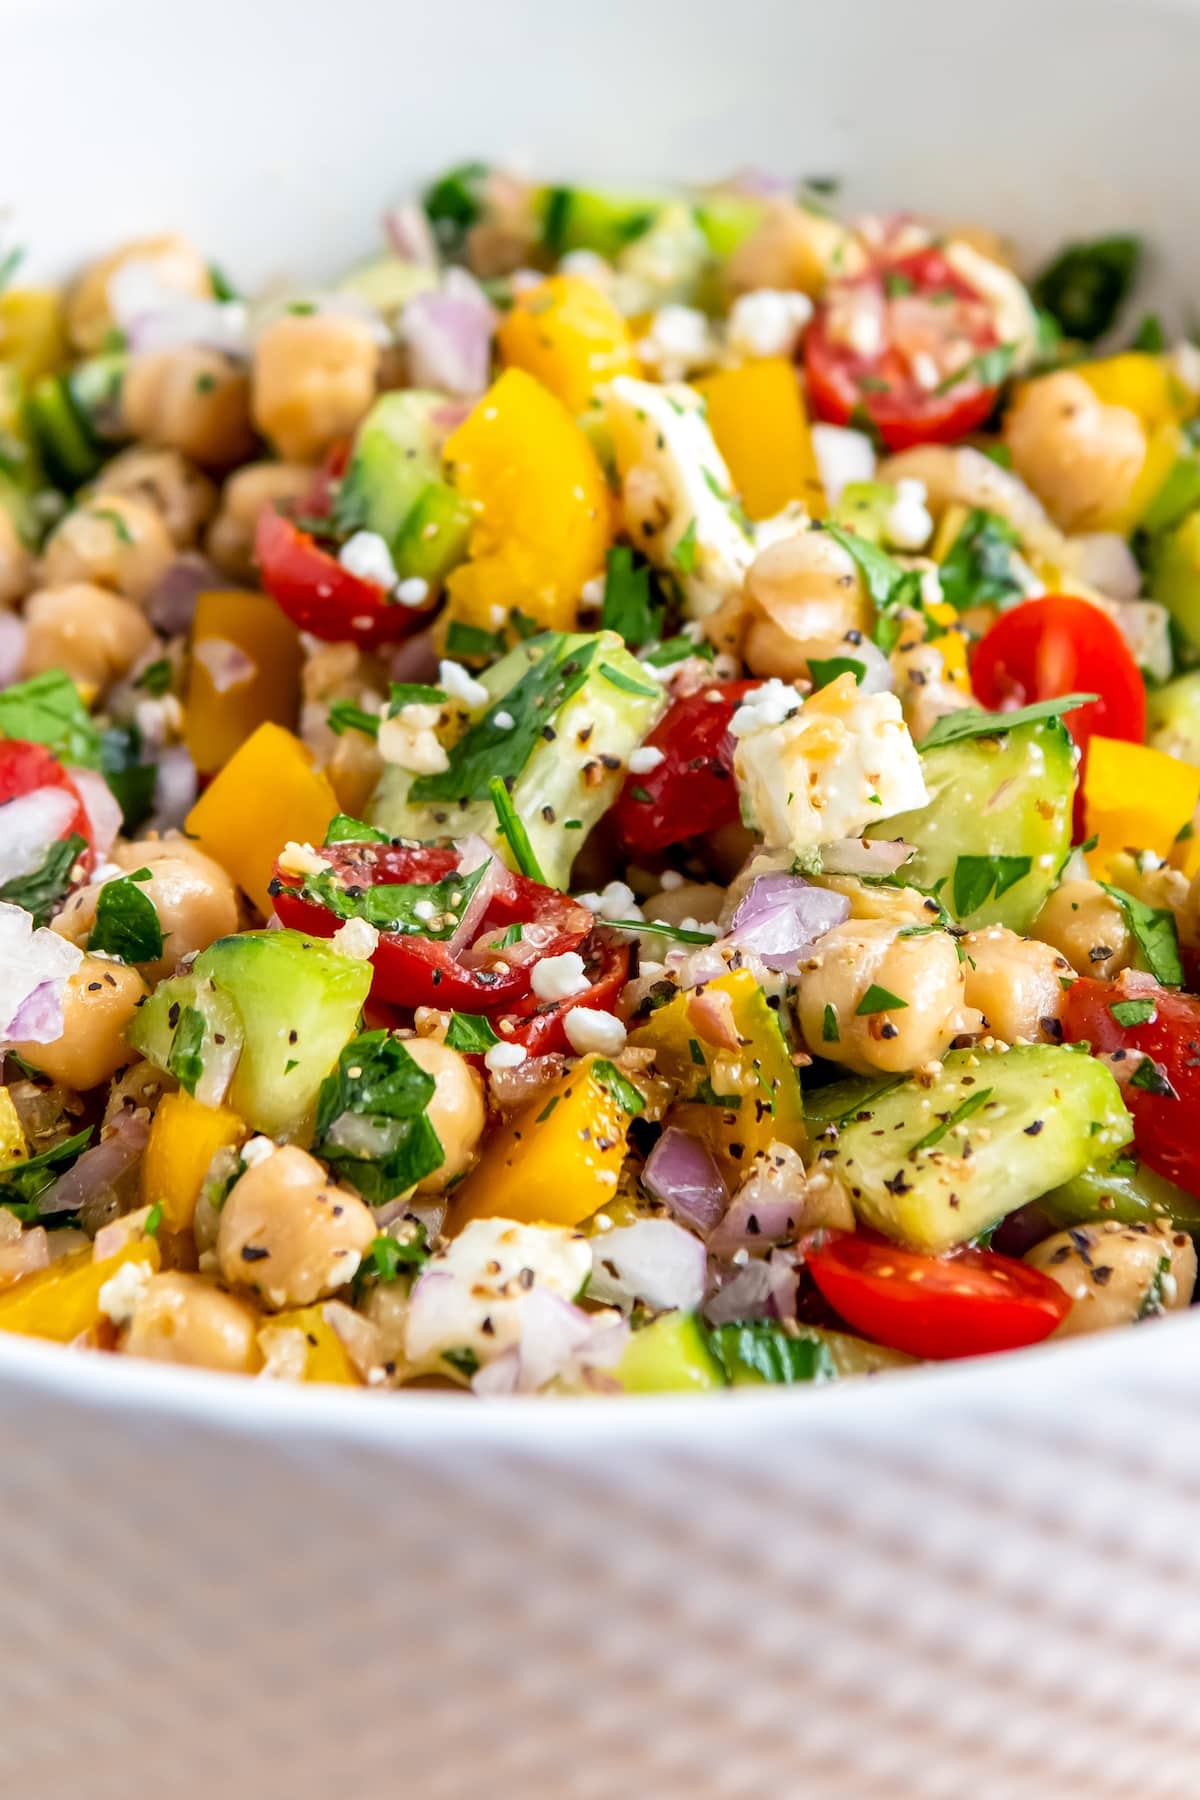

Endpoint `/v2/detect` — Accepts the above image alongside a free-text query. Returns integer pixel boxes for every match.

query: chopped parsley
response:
[134,658,173,697]
[600,546,663,646]
[910,1087,995,1155]
[919,693,1098,750]
[670,516,699,574]
[0,1127,93,1223]
[445,1013,502,1053]
[951,853,1032,919]
[600,662,660,699]
[87,868,164,964]
[933,342,1015,395]
[705,1322,834,1386]
[855,984,908,1016]
[590,1060,646,1115]
[166,1006,207,1096]
[1128,1055,1177,1099]
[610,918,717,944]
[822,524,922,651]
[327,700,381,739]
[313,1030,444,1203]
[143,1202,164,1238]
[0,669,102,768]
[444,620,506,662]
[294,857,489,939]
[1110,998,1156,1029]
[1098,884,1184,987]
[936,508,1024,613]
[807,655,866,689]
[822,1003,840,1043]
[441,1345,480,1380]
[323,813,390,846]
[0,832,87,928]
[1033,234,1142,342]
[89,504,134,544]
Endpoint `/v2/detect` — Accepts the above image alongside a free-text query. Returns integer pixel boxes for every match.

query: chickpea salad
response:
[0,171,1198,1396]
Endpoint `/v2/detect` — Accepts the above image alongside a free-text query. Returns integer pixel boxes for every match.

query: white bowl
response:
[6,2,1200,1794]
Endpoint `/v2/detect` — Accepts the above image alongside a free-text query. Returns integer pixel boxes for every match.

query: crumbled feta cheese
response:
[734,679,929,851]
[339,530,399,590]
[885,478,933,551]
[331,916,380,960]
[563,1009,627,1055]
[942,240,1040,373]
[919,566,945,610]
[659,870,684,890]
[438,659,490,709]
[484,1041,528,1073]
[395,576,430,607]
[911,352,941,393]
[276,841,332,878]
[493,709,515,730]
[413,898,437,922]
[377,709,448,776]
[559,248,614,288]
[97,1260,154,1328]
[628,745,665,775]
[729,678,803,738]
[530,951,591,1002]
[241,1135,279,1169]
[602,375,755,618]
[727,288,814,361]
[580,573,606,609]
[575,880,639,922]
[811,423,877,504]
[636,304,717,380]
[405,1218,593,1370]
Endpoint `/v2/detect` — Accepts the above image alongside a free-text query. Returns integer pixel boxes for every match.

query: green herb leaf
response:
[389,683,448,712]
[706,1322,834,1385]
[1110,998,1156,1028]
[855,983,909,1017]
[600,546,663,647]
[144,1201,164,1237]
[590,1059,646,1115]
[883,271,914,298]
[600,661,660,699]
[134,659,173,697]
[822,1003,840,1044]
[641,634,713,669]
[822,523,923,650]
[1130,313,1165,352]
[313,1030,444,1203]
[670,516,699,574]
[424,161,491,252]
[326,700,381,739]
[99,724,155,831]
[0,670,101,768]
[444,620,505,662]
[292,858,489,939]
[1129,1055,1177,1098]
[0,1127,93,1223]
[167,1006,206,1095]
[441,1344,480,1379]
[1098,884,1184,987]
[90,504,134,545]
[693,1076,742,1109]
[936,508,1023,612]
[933,342,1016,396]
[610,917,717,945]
[357,1227,430,1291]
[919,693,1099,750]
[489,777,547,884]
[323,813,391,846]
[0,832,86,927]
[951,853,1032,918]
[87,869,164,964]
[1033,235,1142,342]
[910,1087,995,1155]
[807,655,866,689]
[445,1013,502,1053]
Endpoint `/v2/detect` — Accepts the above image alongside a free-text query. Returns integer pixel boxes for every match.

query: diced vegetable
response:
[1147,670,1200,768]
[186,722,338,916]
[266,1304,362,1383]
[693,357,825,520]
[0,1238,160,1342]
[1039,1155,1200,1237]
[497,273,637,415]
[0,287,67,382]
[1150,508,1200,652]
[617,1311,726,1393]
[140,1091,245,1233]
[536,185,664,259]
[1083,736,1200,874]
[183,588,304,777]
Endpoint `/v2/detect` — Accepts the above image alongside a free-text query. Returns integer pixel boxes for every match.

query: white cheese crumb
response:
[911,351,941,393]
[331,916,380,961]
[636,304,716,379]
[438,659,490,709]
[628,745,666,775]
[727,288,814,361]
[729,678,803,738]
[563,1009,627,1055]
[811,423,877,504]
[575,880,639,922]
[530,951,591,1002]
[339,530,399,590]
[276,840,332,878]
[395,576,430,607]
[377,711,448,776]
[493,710,515,730]
[885,478,933,551]
[98,1260,153,1328]
[484,1041,528,1072]
[580,574,606,609]
[413,898,437,922]
[405,1218,593,1372]
[659,870,684,890]
[241,1135,279,1169]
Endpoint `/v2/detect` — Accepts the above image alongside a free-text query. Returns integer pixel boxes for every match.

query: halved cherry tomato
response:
[0,739,94,881]
[806,1231,1071,1358]
[271,840,594,1013]
[611,679,758,855]
[254,508,429,651]
[1061,976,1200,1195]
[804,246,1004,452]
[503,930,630,1055]
[302,439,352,521]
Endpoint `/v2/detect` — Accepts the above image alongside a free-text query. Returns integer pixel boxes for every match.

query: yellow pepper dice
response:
[694,358,825,521]
[141,1091,246,1233]
[184,588,304,777]
[265,1305,361,1384]
[0,287,67,382]
[1084,735,1200,876]
[186,721,337,917]
[497,274,637,416]
[0,1238,160,1343]
[1075,353,1193,432]
[629,968,806,1184]
[441,368,610,641]
[447,1054,634,1232]
[0,1088,26,1165]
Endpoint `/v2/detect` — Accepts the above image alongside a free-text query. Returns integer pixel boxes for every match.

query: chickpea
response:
[123,347,256,470]
[644,881,725,930]
[11,955,146,1091]
[22,583,155,692]
[0,508,33,608]
[1106,850,1190,928]
[66,233,211,355]
[815,875,936,927]
[1026,1222,1196,1336]
[1004,370,1146,533]
[205,459,314,581]
[1031,879,1132,979]
[41,495,174,605]
[299,639,385,812]
[726,199,866,298]
[90,446,216,549]
[960,926,1071,1044]
[402,1037,486,1193]
[54,842,238,983]
[217,1146,376,1310]
[121,1272,262,1374]
[742,530,870,681]
[795,919,980,1076]
[252,313,380,464]
[889,631,973,744]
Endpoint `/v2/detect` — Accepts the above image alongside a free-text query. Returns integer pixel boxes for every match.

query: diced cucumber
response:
[691,196,766,260]
[333,390,447,550]
[617,1311,725,1393]
[537,185,664,259]
[392,479,472,586]
[821,1044,1132,1253]
[128,969,244,1112]
[1150,508,1200,651]
[1039,1154,1200,1236]
[25,372,102,488]
[1140,449,1200,535]
[868,718,1075,930]
[336,254,438,318]
[1147,670,1200,766]
[795,1326,913,1378]
[369,630,664,888]
[831,481,897,544]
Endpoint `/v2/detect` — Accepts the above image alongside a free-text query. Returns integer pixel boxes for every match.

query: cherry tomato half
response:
[611,679,759,856]
[1062,976,1200,1196]
[0,739,94,880]
[254,508,430,650]
[806,1231,1071,1359]
[804,246,1003,452]
[502,931,630,1056]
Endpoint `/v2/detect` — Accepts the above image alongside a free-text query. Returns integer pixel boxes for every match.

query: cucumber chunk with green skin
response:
[1140,450,1200,536]
[822,1044,1133,1253]
[369,630,664,888]
[618,1311,725,1393]
[333,390,447,551]
[691,196,766,260]
[392,479,472,586]
[831,481,897,545]
[1150,508,1200,652]
[868,717,1075,931]
[1147,670,1200,767]
[537,185,665,259]
[1040,1155,1200,1236]
[335,255,438,319]
[128,970,244,1112]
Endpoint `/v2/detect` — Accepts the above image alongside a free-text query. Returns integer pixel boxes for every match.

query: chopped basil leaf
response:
[99,724,156,831]
[356,1227,429,1294]
[0,832,86,927]
[1129,1055,1177,1099]
[441,1345,480,1379]
[1033,235,1142,342]
[627,786,653,804]
[823,524,923,650]
[951,853,1032,918]
[489,776,547,884]
[323,813,390,846]
[600,546,663,647]
[445,1013,502,1053]
[0,1126,93,1223]
[910,1087,995,1155]
[0,669,101,768]
[933,342,1015,395]
[87,868,164,964]
[1110,998,1156,1028]
[1098,883,1184,987]
[706,1322,834,1386]
[167,1006,206,1095]
[134,658,173,697]
[936,508,1023,613]
[855,983,908,1016]
[919,693,1099,749]
[590,1059,646,1115]
[600,661,660,699]
[496,922,523,948]
[822,1003,840,1043]
[294,857,488,938]
[313,1030,444,1203]
[807,655,866,689]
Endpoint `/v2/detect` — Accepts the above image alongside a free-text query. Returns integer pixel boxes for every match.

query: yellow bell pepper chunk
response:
[0,287,67,382]
[694,358,825,521]
[0,1088,26,1165]
[141,1091,246,1233]
[184,589,304,778]
[1084,735,1200,875]
[629,968,806,1185]
[441,368,610,641]
[497,274,637,416]
[0,1238,160,1342]
[264,1304,361,1384]
[930,501,971,564]
[186,721,338,917]
[1075,353,1193,431]
[448,1054,634,1232]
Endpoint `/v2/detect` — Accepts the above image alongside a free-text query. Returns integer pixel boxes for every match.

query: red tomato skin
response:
[611,680,759,855]
[0,739,95,878]
[806,1233,1071,1359]
[502,932,630,1056]
[1061,978,1200,1195]
[804,247,1002,451]
[254,508,427,650]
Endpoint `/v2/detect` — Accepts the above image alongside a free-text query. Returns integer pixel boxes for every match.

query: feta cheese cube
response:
[727,288,813,361]
[404,1219,592,1370]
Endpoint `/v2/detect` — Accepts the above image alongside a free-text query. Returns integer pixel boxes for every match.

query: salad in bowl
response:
[0,166,1197,1398]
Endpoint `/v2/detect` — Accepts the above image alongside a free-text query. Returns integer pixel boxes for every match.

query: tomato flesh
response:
[611,679,758,855]
[806,1231,1071,1359]
[1061,977,1200,1195]
[255,508,428,650]
[0,739,94,881]
[804,247,1003,451]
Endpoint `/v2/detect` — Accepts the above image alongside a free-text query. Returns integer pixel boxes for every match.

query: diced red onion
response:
[382,204,439,268]
[68,768,122,860]
[665,941,731,991]
[0,902,83,1045]
[472,1290,628,1396]
[487,1052,565,1112]
[820,836,915,878]
[323,1299,385,1380]
[840,636,893,694]
[725,874,850,974]
[587,1220,707,1314]
[43,1112,149,1217]
[0,1226,50,1288]
[430,400,473,437]
[386,628,441,686]
[151,745,198,832]
[764,1246,801,1319]
[702,1257,775,1324]
[642,1127,727,1233]
[707,1183,804,1260]
[446,844,504,955]
[108,257,248,357]
[401,269,496,398]
[0,611,26,689]
[0,786,80,883]
[148,555,226,634]
[192,636,256,694]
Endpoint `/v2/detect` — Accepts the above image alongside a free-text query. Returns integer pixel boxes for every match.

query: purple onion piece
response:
[642,1128,727,1234]
[725,875,850,974]
[148,555,229,635]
